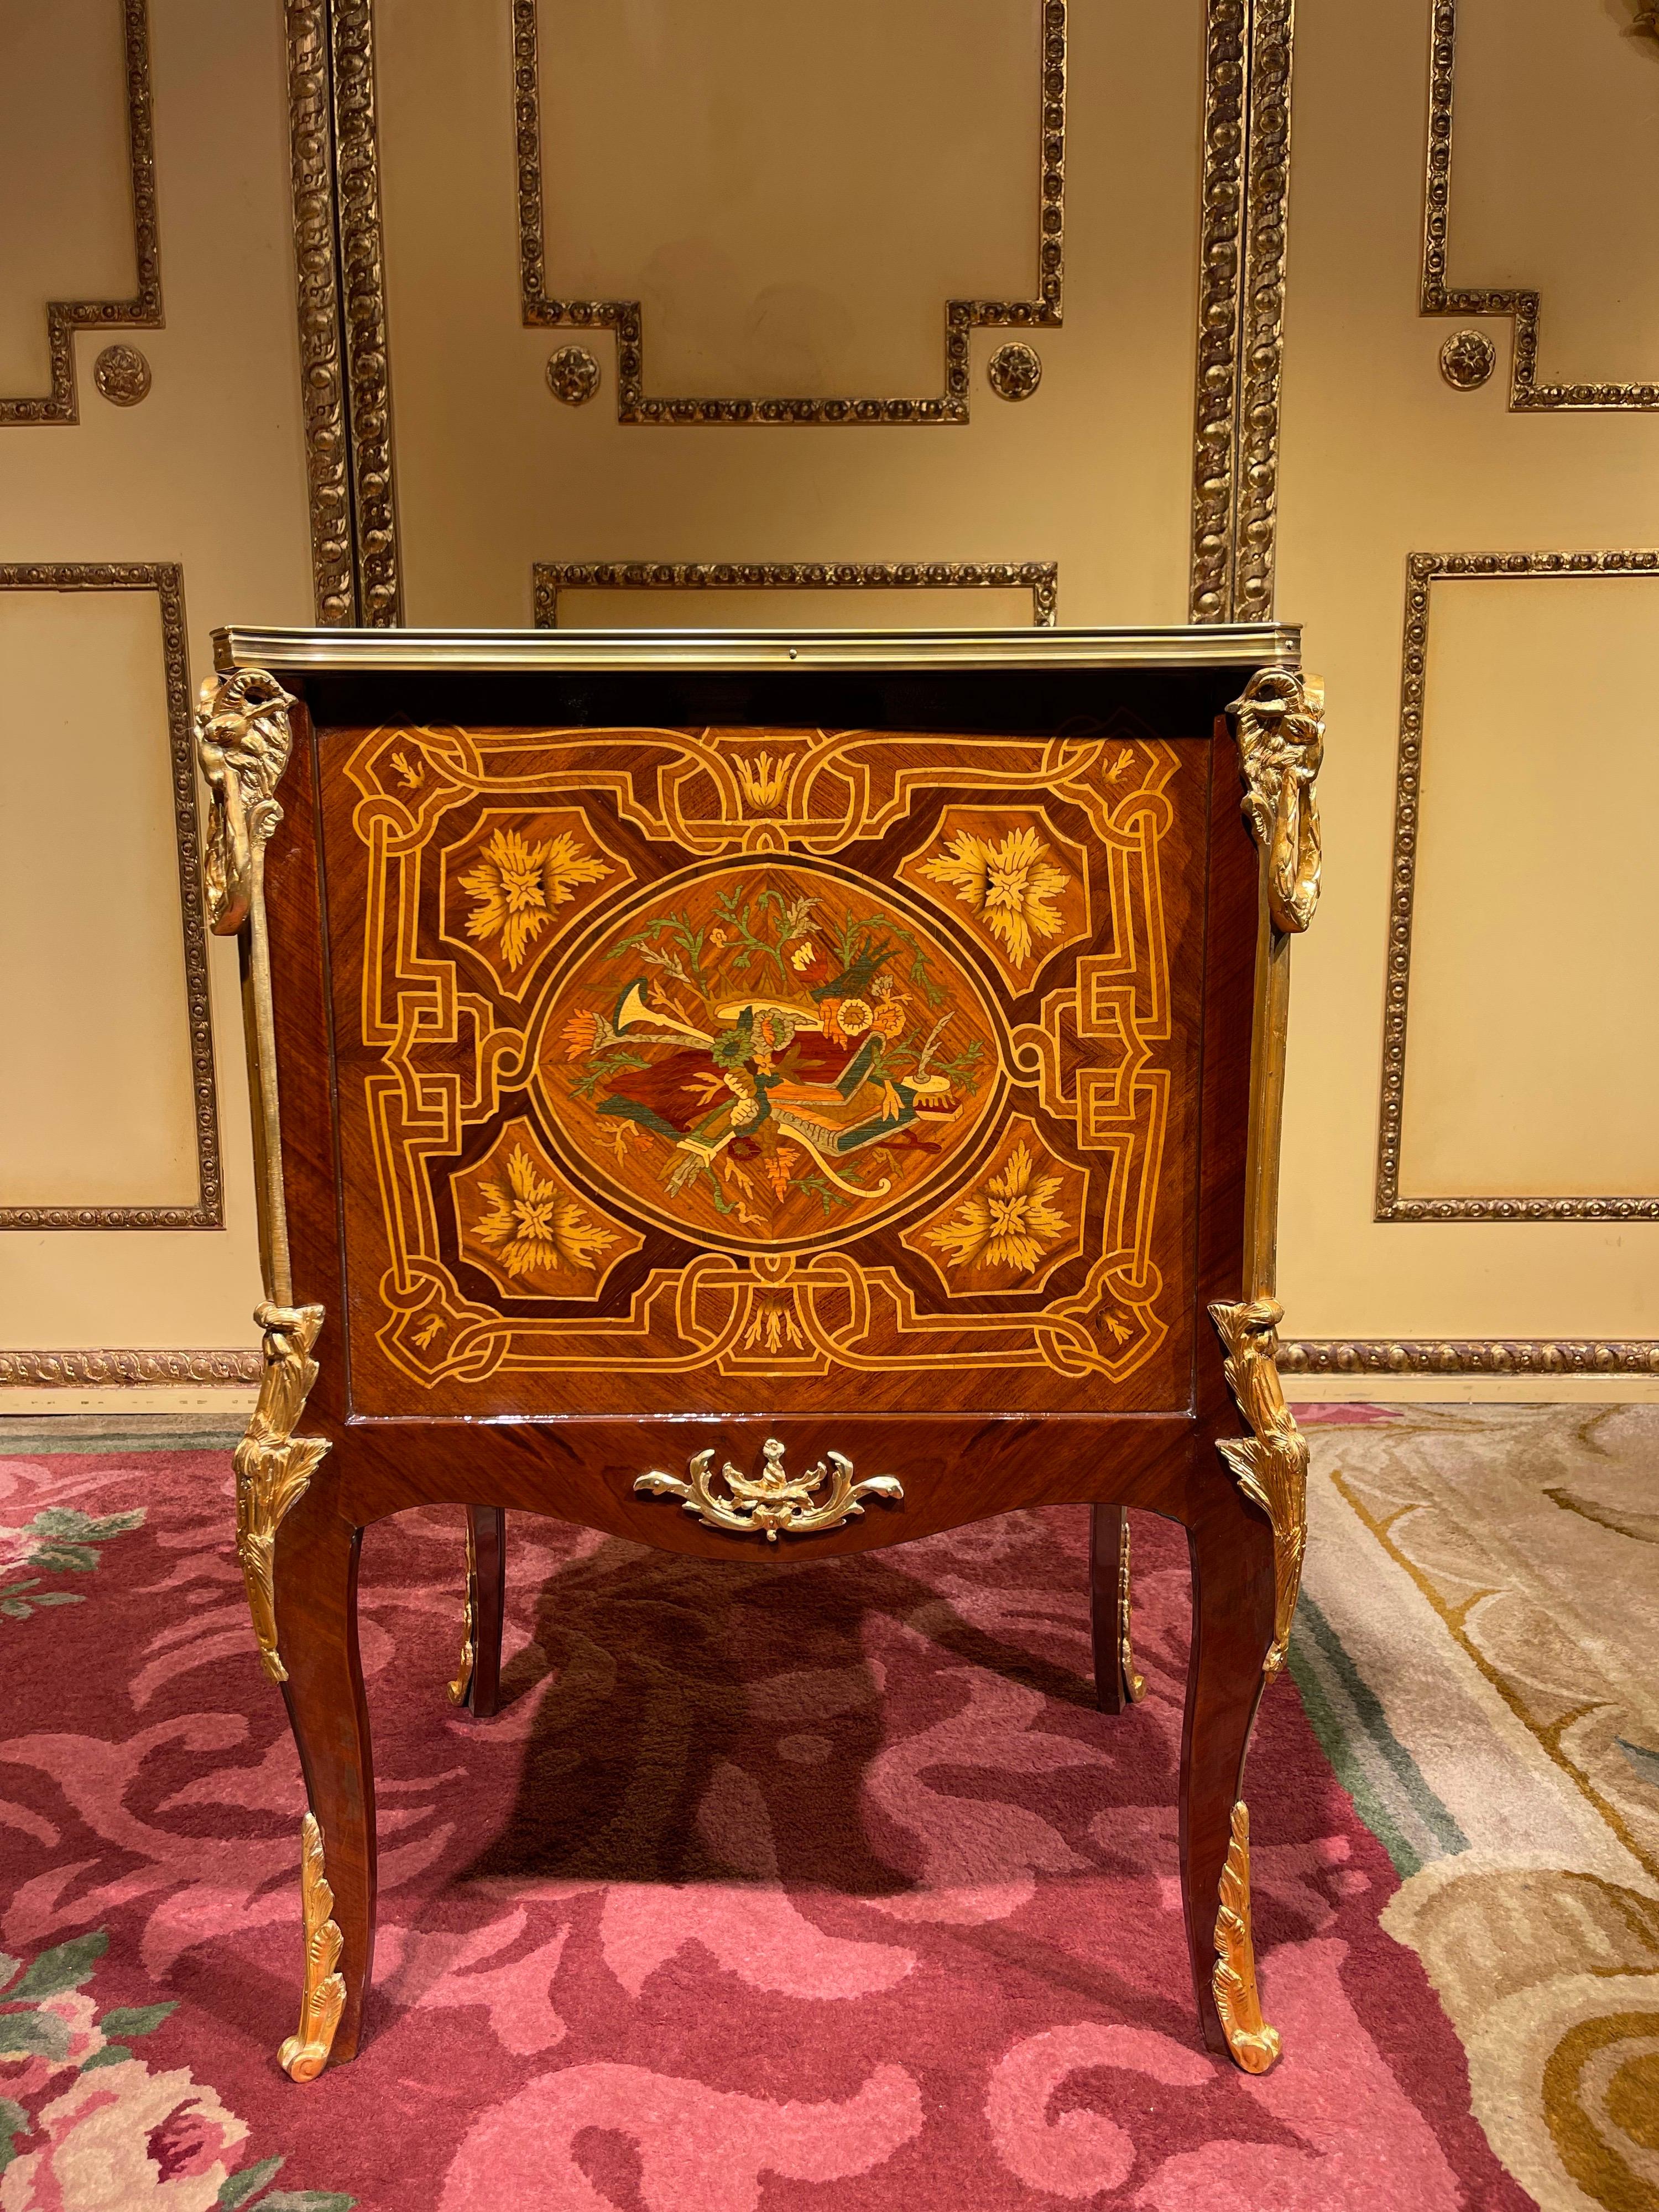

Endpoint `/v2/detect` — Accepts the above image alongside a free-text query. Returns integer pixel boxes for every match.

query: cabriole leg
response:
[270,1480,375,2075]
[1180,1479,1279,2072]
[449,1506,507,1718]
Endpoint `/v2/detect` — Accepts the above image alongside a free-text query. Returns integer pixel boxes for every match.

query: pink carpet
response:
[0,1449,1531,2210]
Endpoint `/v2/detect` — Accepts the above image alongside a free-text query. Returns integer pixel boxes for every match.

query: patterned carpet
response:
[1295,1404,1659,2212]
[0,1437,1543,2211]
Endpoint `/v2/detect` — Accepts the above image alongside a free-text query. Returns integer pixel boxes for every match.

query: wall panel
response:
[372,0,1203,627]
[1275,0,1659,1379]
[0,0,314,1371]
[0,580,205,1217]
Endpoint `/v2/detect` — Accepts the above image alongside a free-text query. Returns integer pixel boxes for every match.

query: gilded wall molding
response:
[0,565,222,1230]
[0,1349,261,1386]
[0,0,162,426]
[285,1,353,623]
[1378,551,1659,1224]
[1281,1339,1659,1378]
[533,560,1060,628]
[511,0,1065,423]
[1190,0,1295,623]
[1422,0,1659,410]
[331,0,401,622]
[283,0,401,623]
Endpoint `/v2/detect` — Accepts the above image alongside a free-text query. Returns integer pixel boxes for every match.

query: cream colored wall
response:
[1275,0,1659,1389]
[372,0,1202,628]
[0,0,314,1375]
[1401,575,1659,1200]
[0,592,198,1207]
[4,0,1655,1405]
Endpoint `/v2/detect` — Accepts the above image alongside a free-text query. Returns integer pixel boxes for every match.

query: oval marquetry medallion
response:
[533,859,1006,1252]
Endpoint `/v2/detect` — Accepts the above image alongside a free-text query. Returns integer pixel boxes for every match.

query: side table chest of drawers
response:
[197,624,1323,2081]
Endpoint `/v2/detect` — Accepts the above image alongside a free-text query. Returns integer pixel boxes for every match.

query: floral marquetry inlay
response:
[452,1123,643,1302]
[336,721,1190,1411]
[902,808,1092,989]
[906,1118,1088,1293]
[439,807,629,997]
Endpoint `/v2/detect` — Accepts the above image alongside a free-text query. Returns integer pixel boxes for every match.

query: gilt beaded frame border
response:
[1377,550,1659,1224]
[0,564,222,1230]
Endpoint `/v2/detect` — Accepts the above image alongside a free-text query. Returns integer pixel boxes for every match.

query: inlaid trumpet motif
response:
[1227,667,1324,935]
[1212,1801,1281,2073]
[195,667,298,936]
[278,1812,346,2083]
[236,1303,331,1683]
[1209,1296,1308,1679]
[635,1436,903,1542]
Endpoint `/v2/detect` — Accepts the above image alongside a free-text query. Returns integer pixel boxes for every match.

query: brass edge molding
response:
[1281,1338,1659,1377]
[234,1302,331,1683]
[0,564,221,1230]
[285,1,354,623]
[196,667,305,1308]
[636,1437,904,1542]
[1190,0,1296,622]
[1378,551,1659,1222]
[0,0,161,425]
[330,0,401,622]
[278,1810,347,2081]
[215,623,1300,672]
[1422,0,1659,410]
[533,561,1060,628]
[447,1516,478,1704]
[1117,1518,1146,1702]
[0,1348,261,1386]
[512,0,1065,423]
[1212,1800,1282,2072]
[1209,1298,1308,1677]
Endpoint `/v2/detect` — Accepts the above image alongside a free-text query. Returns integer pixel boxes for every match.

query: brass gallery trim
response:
[0,1349,261,1387]
[1281,1339,1659,1378]
[284,0,401,624]
[1422,0,1659,410]
[215,622,1301,674]
[1378,550,1659,1223]
[0,0,161,425]
[1190,0,1295,623]
[533,562,1060,628]
[510,0,1066,422]
[0,565,222,1230]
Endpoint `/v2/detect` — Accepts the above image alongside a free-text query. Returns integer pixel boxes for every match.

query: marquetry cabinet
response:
[197,626,1322,2080]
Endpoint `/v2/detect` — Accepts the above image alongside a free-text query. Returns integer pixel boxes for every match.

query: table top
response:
[212,623,1303,676]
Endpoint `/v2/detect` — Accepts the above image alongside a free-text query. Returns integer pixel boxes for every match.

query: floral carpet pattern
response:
[1295,1404,1659,2212]
[0,1446,1528,2210]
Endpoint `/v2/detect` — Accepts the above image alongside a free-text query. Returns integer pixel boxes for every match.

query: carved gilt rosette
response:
[1227,667,1324,934]
[1208,1296,1308,1679]
[635,1437,902,1542]
[1212,1801,1282,2073]
[234,1303,331,1683]
[194,668,298,935]
[277,1811,346,2083]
